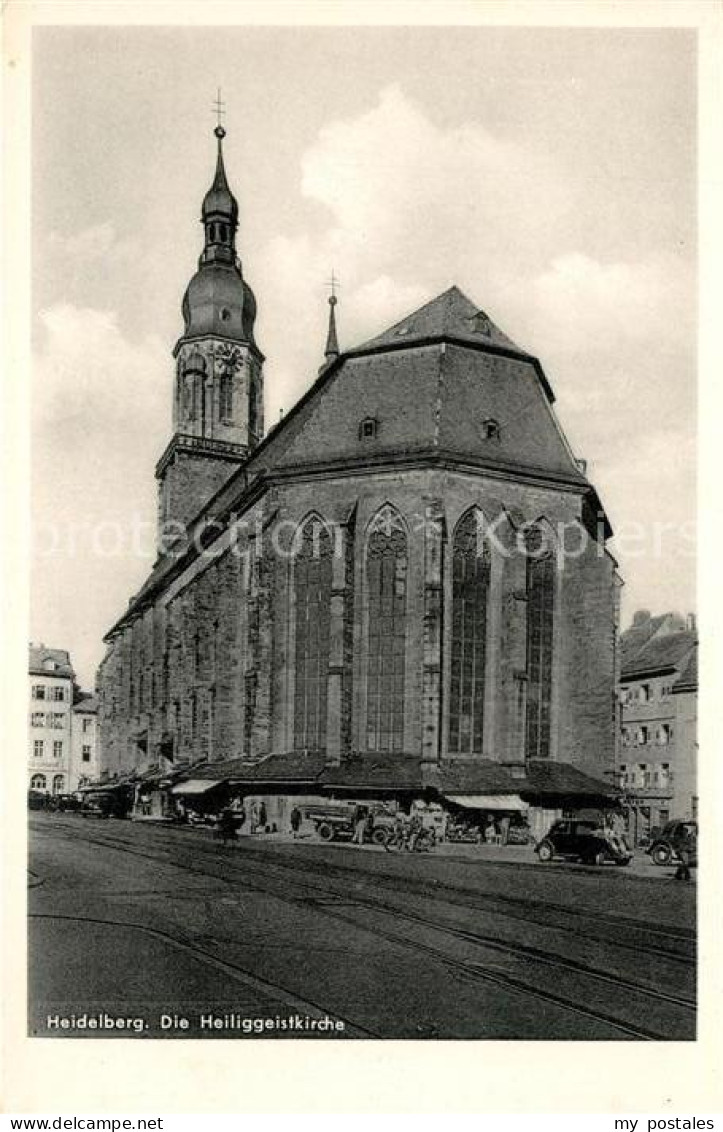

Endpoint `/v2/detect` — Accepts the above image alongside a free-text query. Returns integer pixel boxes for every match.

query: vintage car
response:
[79,796,112,819]
[535,819,633,867]
[645,820,698,867]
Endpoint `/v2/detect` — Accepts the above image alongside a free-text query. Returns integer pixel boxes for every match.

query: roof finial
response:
[324,269,340,361]
[212,87,226,138]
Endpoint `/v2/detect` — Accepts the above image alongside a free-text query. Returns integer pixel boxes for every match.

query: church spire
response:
[324,270,340,361]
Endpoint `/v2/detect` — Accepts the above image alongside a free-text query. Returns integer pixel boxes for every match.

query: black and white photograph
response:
[12,4,708,1077]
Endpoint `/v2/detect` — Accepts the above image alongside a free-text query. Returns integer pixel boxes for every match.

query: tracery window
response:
[219,370,233,420]
[524,526,555,760]
[366,506,407,752]
[294,519,333,751]
[448,509,489,754]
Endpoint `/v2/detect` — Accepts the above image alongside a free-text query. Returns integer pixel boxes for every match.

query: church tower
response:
[156,123,264,539]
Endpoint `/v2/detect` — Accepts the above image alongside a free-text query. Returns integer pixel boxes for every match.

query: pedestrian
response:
[484,816,497,844]
[674,824,696,881]
[290,806,302,838]
[352,806,367,846]
[407,812,423,851]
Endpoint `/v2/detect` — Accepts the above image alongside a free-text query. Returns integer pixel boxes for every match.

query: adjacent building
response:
[28,645,75,796]
[28,644,99,795]
[97,124,622,839]
[617,611,697,843]
[70,693,100,788]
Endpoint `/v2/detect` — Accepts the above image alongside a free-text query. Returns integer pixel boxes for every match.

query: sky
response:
[30,25,697,690]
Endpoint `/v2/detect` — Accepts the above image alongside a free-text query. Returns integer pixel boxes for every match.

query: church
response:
[96,124,621,839]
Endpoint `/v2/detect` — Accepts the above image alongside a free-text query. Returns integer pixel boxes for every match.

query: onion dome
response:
[202,126,239,227]
[178,125,258,350]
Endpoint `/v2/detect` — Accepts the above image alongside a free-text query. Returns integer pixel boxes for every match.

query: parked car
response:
[646,820,698,867]
[535,819,633,867]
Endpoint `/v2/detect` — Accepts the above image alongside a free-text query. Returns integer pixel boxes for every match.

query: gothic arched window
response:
[449,509,490,754]
[366,506,407,752]
[294,519,333,751]
[524,526,555,760]
[219,370,233,420]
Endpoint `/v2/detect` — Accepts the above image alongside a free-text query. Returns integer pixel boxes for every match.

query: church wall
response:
[98,462,617,780]
[556,532,618,781]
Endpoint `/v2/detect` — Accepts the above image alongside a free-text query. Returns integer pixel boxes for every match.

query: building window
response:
[366,506,407,752]
[359,417,378,441]
[31,712,45,728]
[658,723,673,745]
[190,692,198,741]
[49,712,65,729]
[482,418,500,441]
[639,684,652,703]
[621,727,630,747]
[33,740,44,758]
[32,685,46,700]
[219,370,233,420]
[448,509,489,755]
[293,519,333,752]
[53,741,63,759]
[638,725,649,745]
[638,763,650,787]
[524,527,555,760]
[82,745,92,763]
[50,687,66,702]
[52,774,64,795]
[30,774,46,790]
[82,717,92,734]
[43,659,58,671]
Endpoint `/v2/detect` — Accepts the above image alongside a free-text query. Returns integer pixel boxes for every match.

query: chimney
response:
[632,610,651,626]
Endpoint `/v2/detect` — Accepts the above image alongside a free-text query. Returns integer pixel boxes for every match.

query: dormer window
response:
[482,418,500,441]
[359,417,378,440]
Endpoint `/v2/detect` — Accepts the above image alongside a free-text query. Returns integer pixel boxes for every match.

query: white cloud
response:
[32,305,169,687]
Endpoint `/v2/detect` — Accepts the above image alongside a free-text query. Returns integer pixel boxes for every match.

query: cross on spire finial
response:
[212,88,226,137]
[324,268,340,361]
[327,268,340,303]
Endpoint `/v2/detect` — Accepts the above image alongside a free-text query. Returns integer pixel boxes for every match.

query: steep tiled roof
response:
[72,692,98,713]
[619,615,668,667]
[320,755,423,791]
[355,286,531,359]
[28,645,74,679]
[673,645,698,693]
[523,760,617,799]
[426,760,616,800]
[425,760,523,795]
[187,752,328,785]
[621,630,696,679]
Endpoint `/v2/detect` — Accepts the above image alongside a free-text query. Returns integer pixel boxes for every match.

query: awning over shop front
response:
[170,779,226,796]
[445,794,528,812]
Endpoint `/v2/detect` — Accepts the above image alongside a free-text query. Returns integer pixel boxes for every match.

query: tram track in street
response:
[30,820,696,1040]
[38,819,694,962]
[28,910,378,1038]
